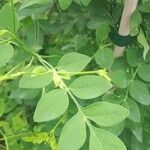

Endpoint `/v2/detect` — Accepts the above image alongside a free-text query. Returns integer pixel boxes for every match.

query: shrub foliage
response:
[0,0,150,150]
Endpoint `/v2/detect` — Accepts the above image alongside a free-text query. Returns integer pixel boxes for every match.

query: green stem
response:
[10,0,16,34]
[0,132,32,142]
[14,36,38,57]
[24,57,34,69]
[59,70,99,76]
[0,38,12,44]
[0,69,101,82]
[131,64,141,82]
[66,90,98,136]
[6,31,52,70]
[41,55,62,58]
[100,43,112,49]
[0,72,26,81]
[6,61,25,75]
[0,130,9,150]
[123,64,141,102]
[122,88,129,102]
[48,115,66,136]
[67,90,83,110]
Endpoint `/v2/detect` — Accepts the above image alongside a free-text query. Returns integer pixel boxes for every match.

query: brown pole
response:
[114,0,139,58]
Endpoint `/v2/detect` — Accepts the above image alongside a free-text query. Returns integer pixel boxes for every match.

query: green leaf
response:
[81,0,92,6]
[57,52,91,72]
[130,135,142,150]
[83,102,129,127]
[0,3,19,33]
[129,80,150,105]
[0,98,5,117]
[10,89,40,100]
[102,94,123,104]
[126,121,143,143]
[69,75,111,99]
[130,10,142,36]
[110,70,131,88]
[95,48,114,69]
[127,98,141,123]
[111,57,129,71]
[90,127,127,150]
[26,22,44,51]
[138,63,150,82]
[89,128,103,150]
[18,1,53,20]
[19,66,53,89]
[58,112,86,150]
[138,3,150,13]
[126,47,143,67]
[0,43,14,68]
[96,23,110,44]
[19,0,50,10]
[137,28,149,60]
[58,0,73,10]
[131,125,142,143]
[34,89,69,122]
[104,122,125,136]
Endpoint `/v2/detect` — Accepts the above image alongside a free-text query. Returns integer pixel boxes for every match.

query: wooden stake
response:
[114,0,139,58]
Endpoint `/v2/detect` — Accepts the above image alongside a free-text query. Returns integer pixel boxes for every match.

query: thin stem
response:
[39,57,54,70]
[24,57,34,69]
[41,55,62,58]
[0,132,32,142]
[0,70,52,82]
[67,90,83,110]
[10,0,16,34]
[59,70,99,76]
[0,38,12,44]
[0,72,26,81]
[122,88,129,102]
[48,115,66,135]
[66,90,98,135]
[0,69,101,82]
[6,31,54,70]
[131,64,141,82]
[14,36,38,57]
[122,64,141,102]
[6,31,37,57]
[6,61,25,75]
[100,43,112,49]
[0,130,9,150]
